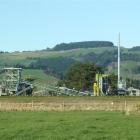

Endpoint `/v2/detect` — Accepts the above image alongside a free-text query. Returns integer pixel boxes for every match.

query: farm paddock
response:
[0,111,140,140]
[0,96,140,140]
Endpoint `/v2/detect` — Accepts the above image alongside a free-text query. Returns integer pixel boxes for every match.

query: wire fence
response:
[0,100,140,114]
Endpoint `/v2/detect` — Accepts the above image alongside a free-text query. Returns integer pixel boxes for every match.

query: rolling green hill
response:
[0,41,140,87]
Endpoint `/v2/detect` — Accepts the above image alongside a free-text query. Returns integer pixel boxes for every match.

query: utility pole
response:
[118,33,120,89]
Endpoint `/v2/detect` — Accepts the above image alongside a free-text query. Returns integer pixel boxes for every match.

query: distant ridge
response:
[53,41,114,51]
[129,46,140,51]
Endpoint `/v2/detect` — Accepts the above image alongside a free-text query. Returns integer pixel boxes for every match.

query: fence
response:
[0,100,140,113]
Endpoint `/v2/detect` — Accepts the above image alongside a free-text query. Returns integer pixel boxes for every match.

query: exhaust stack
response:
[118,33,120,89]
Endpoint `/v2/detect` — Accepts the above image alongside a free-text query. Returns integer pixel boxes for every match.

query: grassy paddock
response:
[22,69,58,86]
[0,111,140,140]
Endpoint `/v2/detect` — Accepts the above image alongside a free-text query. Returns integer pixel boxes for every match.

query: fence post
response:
[32,100,34,108]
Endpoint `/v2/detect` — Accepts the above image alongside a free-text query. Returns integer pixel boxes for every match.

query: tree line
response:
[53,41,114,51]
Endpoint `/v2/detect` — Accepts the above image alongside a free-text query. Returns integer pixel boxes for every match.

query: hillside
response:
[22,69,58,85]
[0,41,140,88]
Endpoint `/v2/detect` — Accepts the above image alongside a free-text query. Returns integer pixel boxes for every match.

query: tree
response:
[58,62,103,91]
[108,73,117,95]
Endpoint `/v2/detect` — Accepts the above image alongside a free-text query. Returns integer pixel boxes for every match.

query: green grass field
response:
[22,69,58,86]
[0,111,140,140]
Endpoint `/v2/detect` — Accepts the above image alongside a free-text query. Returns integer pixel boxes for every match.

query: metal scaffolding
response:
[0,68,33,96]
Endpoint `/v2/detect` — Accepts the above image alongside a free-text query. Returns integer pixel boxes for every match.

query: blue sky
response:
[0,0,140,51]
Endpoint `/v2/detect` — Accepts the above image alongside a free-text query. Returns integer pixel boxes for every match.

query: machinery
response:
[0,68,33,96]
[93,73,109,96]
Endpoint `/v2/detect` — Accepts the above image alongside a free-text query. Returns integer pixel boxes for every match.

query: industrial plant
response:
[0,68,33,96]
[0,35,139,96]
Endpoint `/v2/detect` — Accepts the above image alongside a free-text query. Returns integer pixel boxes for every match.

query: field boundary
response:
[0,101,140,113]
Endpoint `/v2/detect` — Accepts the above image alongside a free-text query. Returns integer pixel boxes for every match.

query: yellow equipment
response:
[93,82,99,96]
[93,73,109,96]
